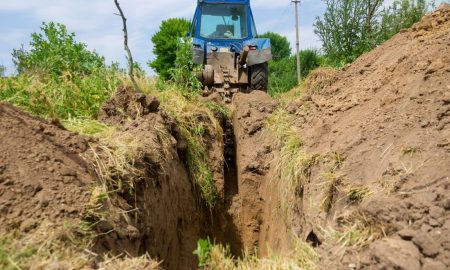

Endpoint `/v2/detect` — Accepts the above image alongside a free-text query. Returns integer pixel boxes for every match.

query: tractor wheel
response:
[250,63,269,92]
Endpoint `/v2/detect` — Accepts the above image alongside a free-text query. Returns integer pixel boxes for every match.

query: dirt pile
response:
[89,86,206,270]
[0,103,94,234]
[284,4,450,269]
[0,87,207,269]
[98,85,160,126]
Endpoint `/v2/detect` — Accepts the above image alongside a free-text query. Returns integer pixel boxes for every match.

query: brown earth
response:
[0,103,94,235]
[278,4,450,269]
[91,86,207,270]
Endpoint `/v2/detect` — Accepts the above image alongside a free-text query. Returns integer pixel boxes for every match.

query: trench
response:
[212,116,245,256]
[92,93,285,270]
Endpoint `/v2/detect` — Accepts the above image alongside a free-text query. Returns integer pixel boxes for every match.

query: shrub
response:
[2,22,122,120]
[12,22,105,77]
[169,38,202,95]
[269,49,323,96]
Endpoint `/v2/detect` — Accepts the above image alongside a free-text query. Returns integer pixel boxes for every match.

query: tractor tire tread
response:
[250,63,269,92]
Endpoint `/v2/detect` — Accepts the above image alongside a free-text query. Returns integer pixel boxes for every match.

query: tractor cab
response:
[189,0,272,101]
[190,0,257,41]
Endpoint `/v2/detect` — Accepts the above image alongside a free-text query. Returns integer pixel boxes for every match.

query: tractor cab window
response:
[200,4,248,39]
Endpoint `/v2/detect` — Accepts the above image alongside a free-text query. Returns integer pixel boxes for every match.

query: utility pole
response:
[292,0,301,84]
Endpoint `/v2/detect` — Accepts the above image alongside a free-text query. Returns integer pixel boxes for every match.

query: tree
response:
[315,0,431,67]
[114,0,139,90]
[12,22,105,76]
[377,0,428,42]
[314,0,383,66]
[259,32,292,61]
[149,18,190,80]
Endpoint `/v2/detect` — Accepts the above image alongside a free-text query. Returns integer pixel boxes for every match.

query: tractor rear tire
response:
[250,63,268,92]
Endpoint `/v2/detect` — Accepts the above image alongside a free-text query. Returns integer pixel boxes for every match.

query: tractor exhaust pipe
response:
[240,46,250,66]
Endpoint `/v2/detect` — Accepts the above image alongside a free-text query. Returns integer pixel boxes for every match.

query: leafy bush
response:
[377,0,428,42]
[149,18,190,80]
[2,22,121,119]
[12,22,105,77]
[269,49,323,96]
[269,57,297,96]
[0,69,121,119]
[0,65,5,77]
[169,38,202,94]
[315,0,431,67]
[259,32,292,61]
[193,238,213,267]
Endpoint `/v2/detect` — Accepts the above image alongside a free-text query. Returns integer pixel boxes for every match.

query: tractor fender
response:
[244,38,272,66]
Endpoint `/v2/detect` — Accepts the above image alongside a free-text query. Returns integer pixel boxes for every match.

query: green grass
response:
[267,109,320,214]
[202,236,319,270]
[0,68,121,119]
[137,78,222,209]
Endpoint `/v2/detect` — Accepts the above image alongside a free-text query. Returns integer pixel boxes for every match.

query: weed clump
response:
[195,237,319,270]
[303,67,339,95]
[324,213,385,250]
[267,109,319,213]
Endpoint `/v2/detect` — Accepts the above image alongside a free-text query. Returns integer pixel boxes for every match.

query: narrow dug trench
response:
[0,86,291,270]
[89,87,289,270]
[208,91,288,258]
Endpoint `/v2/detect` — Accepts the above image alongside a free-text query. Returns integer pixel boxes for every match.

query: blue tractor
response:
[189,0,272,101]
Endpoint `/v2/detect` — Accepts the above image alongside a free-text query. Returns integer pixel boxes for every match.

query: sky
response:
[0,0,329,75]
[0,0,442,75]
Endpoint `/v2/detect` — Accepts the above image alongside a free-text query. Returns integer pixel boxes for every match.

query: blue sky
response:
[0,0,441,75]
[0,0,329,74]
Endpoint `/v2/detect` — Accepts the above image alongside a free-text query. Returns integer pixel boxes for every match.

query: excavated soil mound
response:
[92,87,205,270]
[0,103,94,234]
[287,5,450,269]
[98,85,160,126]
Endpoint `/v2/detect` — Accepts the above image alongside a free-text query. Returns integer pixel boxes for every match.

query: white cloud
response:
[0,0,326,74]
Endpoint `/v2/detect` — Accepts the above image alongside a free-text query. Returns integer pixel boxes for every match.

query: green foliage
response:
[149,18,190,79]
[269,49,323,96]
[170,38,202,95]
[12,22,104,77]
[0,65,5,77]
[0,68,120,119]
[314,0,379,67]
[269,56,297,96]
[377,0,428,42]
[259,32,292,61]
[193,238,213,267]
[2,22,121,120]
[315,0,432,67]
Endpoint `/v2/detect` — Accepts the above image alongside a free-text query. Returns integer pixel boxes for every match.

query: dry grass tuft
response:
[303,67,339,95]
[267,109,320,214]
[346,185,373,204]
[320,172,344,212]
[0,221,95,270]
[204,237,318,270]
[324,213,386,250]
[99,254,161,270]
